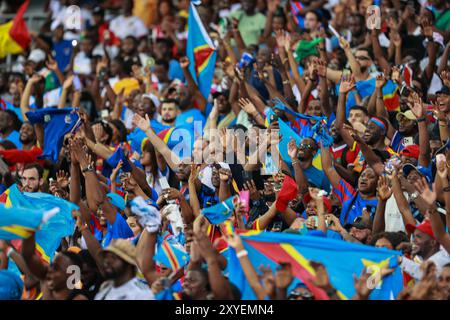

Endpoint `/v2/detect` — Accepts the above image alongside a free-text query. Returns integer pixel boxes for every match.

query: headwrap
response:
[369,117,387,134]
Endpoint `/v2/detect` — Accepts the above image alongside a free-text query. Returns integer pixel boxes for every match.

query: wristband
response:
[6,247,14,258]
[291,160,300,166]
[236,250,248,259]
[417,117,426,123]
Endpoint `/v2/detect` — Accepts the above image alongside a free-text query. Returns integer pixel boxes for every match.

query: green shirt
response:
[229,10,266,47]
[434,9,450,32]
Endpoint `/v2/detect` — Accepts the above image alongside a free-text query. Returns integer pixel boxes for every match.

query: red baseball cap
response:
[303,192,332,213]
[406,220,435,239]
[400,144,420,160]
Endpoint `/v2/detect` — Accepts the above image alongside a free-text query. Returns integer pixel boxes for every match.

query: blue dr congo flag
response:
[186,1,217,99]
[227,231,404,300]
[26,107,79,163]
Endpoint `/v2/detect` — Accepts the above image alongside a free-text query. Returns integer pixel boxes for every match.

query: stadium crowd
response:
[0,0,450,300]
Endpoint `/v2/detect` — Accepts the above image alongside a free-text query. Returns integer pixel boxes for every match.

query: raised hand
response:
[179,56,190,69]
[287,139,299,160]
[275,29,287,49]
[414,177,437,207]
[46,56,59,71]
[275,263,293,289]
[132,113,151,133]
[338,37,350,51]
[243,180,261,201]
[390,31,402,48]
[377,175,392,201]
[375,73,386,89]
[390,65,403,84]
[439,70,450,88]
[310,261,332,290]
[421,19,434,38]
[29,74,43,84]
[339,74,356,94]
[408,91,424,118]
[110,159,123,181]
[189,164,200,184]
[267,0,280,13]
[225,232,244,251]
[353,268,373,299]
[56,170,70,189]
[219,168,232,183]
[238,98,258,116]
[436,156,448,179]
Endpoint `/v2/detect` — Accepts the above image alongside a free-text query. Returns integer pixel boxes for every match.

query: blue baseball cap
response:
[402,164,432,183]
[0,270,23,300]
[107,193,125,211]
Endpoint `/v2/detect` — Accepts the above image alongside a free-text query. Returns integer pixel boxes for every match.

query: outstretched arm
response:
[136,229,159,285]
[133,114,181,171]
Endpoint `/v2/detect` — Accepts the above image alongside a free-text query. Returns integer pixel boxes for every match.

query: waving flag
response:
[26,108,80,163]
[0,0,31,58]
[186,1,217,99]
[0,184,77,263]
[201,196,237,225]
[228,231,403,300]
[154,233,190,272]
[106,146,132,172]
[157,124,196,159]
[342,78,399,115]
[0,205,58,240]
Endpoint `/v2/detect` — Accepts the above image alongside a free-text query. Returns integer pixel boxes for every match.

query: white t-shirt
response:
[109,15,149,40]
[95,277,155,300]
[384,193,409,232]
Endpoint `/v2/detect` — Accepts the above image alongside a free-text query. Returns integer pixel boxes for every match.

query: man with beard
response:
[20,163,44,193]
[159,99,179,127]
[93,239,154,300]
[399,220,450,281]
[0,122,44,170]
[292,137,331,193]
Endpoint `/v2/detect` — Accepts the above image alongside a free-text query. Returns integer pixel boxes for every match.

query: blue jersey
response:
[95,212,134,248]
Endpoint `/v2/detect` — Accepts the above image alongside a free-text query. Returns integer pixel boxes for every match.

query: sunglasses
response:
[299,143,314,150]
[355,56,370,61]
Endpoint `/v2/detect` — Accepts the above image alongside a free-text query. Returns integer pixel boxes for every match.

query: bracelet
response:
[417,117,426,123]
[283,80,290,85]
[79,223,89,232]
[236,250,248,259]
[291,160,299,165]
[6,247,14,258]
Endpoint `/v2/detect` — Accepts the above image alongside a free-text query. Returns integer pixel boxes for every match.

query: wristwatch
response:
[81,163,95,174]
[410,192,419,201]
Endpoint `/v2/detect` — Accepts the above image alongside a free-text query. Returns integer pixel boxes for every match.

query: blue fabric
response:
[175,108,205,128]
[227,231,404,300]
[26,108,79,163]
[201,196,236,224]
[0,130,22,149]
[0,270,23,300]
[0,204,49,240]
[4,100,23,122]
[303,166,331,193]
[107,193,126,211]
[95,212,134,248]
[168,59,185,81]
[105,146,132,172]
[199,184,219,209]
[52,40,73,72]
[186,2,217,99]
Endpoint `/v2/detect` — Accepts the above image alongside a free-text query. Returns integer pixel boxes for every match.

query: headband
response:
[369,117,387,134]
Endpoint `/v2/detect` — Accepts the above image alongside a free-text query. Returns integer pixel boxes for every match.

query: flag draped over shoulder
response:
[201,196,236,225]
[0,184,77,263]
[227,231,404,300]
[186,1,217,99]
[0,0,31,59]
[26,108,80,163]
[154,232,190,271]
